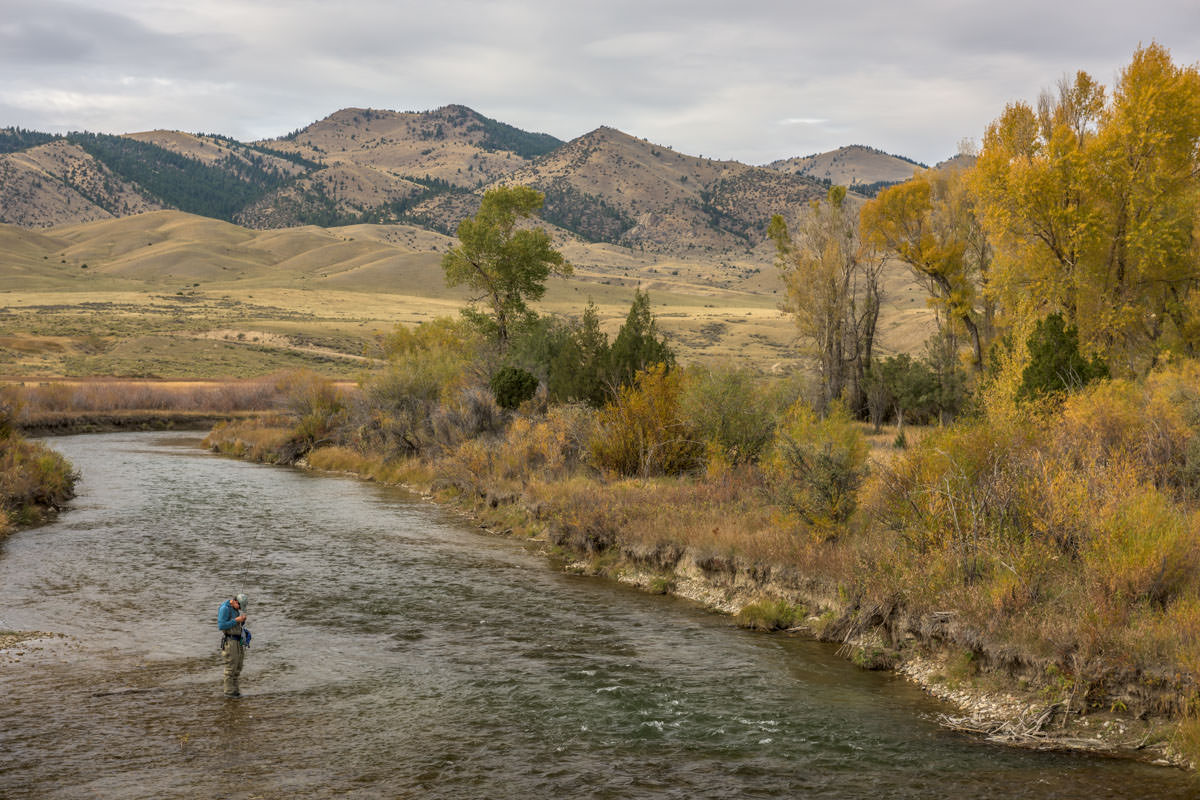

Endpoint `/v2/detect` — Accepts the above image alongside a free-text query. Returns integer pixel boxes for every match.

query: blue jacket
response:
[217,600,240,632]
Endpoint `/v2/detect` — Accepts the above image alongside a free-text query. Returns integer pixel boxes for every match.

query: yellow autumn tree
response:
[971,44,1200,373]
[859,163,993,371]
[769,186,884,412]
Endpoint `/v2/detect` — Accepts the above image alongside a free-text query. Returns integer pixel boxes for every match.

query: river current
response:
[0,432,1194,798]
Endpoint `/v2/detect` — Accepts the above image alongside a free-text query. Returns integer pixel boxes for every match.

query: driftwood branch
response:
[936,702,1132,752]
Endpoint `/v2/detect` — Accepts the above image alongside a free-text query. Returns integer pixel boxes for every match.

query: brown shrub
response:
[590,364,704,477]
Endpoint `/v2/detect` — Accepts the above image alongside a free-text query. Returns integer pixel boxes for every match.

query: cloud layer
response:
[2,0,1197,165]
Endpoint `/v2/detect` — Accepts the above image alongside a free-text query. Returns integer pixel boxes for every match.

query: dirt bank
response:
[560,540,1192,769]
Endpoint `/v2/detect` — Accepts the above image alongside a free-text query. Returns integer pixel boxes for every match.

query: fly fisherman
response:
[217,593,249,697]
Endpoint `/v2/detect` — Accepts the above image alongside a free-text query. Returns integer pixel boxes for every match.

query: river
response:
[0,432,1194,798]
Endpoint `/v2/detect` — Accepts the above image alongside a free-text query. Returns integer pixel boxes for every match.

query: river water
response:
[0,432,1194,799]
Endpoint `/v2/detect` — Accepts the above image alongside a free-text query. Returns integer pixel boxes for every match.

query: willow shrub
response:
[12,378,284,416]
[765,401,867,533]
[492,404,596,482]
[1055,377,1193,490]
[1085,480,1199,608]
[871,371,1200,672]
[275,370,346,452]
[430,385,504,453]
[679,363,777,465]
[590,364,703,477]
[875,416,1036,552]
[356,318,487,458]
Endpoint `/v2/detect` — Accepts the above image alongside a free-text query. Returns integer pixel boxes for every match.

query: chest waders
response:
[221,618,244,697]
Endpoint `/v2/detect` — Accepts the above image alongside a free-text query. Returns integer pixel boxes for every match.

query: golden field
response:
[1,209,935,379]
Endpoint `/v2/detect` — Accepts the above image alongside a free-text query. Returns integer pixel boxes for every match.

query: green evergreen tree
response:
[490,366,538,410]
[1018,313,1109,402]
[878,354,938,427]
[547,301,611,406]
[505,314,572,380]
[610,289,674,388]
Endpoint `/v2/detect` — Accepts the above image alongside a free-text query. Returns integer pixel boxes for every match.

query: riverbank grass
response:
[0,406,77,536]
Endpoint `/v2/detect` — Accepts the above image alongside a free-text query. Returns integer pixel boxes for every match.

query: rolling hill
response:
[766,145,926,196]
[0,206,936,379]
[490,126,826,255]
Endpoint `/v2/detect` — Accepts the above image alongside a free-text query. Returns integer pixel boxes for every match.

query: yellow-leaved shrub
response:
[765,400,867,534]
[590,364,703,477]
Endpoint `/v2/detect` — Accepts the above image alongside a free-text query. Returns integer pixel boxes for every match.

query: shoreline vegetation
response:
[0,393,77,539]
[183,354,1200,771]
[7,371,1190,767]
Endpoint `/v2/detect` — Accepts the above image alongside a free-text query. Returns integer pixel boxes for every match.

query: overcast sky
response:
[2,0,1197,166]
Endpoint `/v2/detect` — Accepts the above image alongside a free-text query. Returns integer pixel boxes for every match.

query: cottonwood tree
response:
[770,186,884,413]
[860,164,993,373]
[971,44,1200,373]
[442,185,571,350]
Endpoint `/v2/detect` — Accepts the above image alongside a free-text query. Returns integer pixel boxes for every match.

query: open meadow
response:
[0,209,934,380]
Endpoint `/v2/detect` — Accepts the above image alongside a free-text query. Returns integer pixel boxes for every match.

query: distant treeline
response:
[848,179,903,197]
[0,127,58,155]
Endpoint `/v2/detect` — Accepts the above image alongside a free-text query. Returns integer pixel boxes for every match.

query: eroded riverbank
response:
[559,538,1191,769]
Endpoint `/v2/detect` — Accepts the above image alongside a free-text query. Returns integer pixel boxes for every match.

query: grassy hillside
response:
[67,132,297,221]
[0,109,937,382]
[495,126,827,254]
[0,210,936,379]
[0,108,896,263]
[0,132,305,228]
[0,140,163,227]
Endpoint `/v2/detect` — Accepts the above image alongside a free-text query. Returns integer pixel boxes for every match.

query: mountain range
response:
[0,107,941,377]
[0,105,925,259]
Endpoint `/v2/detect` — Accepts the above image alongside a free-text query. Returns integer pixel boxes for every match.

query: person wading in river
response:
[217,593,249,697]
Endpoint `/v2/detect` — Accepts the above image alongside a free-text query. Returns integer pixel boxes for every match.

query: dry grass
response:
[0,431,77,535]
[2,208,936,378]
[857,366,1200,727]
[202,419,296,463]
[305,445,415,485]
[10,378,287,417]
[531,471,797,559]
[191,349,1200,768]
[199,359,1200,763]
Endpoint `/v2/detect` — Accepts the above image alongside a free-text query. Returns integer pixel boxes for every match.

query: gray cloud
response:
[0,0,228,70]
[1,0,1198,164]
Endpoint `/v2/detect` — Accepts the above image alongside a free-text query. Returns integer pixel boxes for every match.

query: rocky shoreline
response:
[0,631,69,665]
